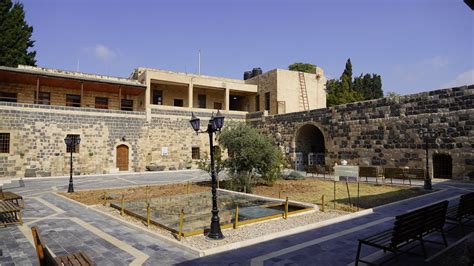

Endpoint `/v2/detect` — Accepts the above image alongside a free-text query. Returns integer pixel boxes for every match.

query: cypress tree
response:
[0,0,36,67]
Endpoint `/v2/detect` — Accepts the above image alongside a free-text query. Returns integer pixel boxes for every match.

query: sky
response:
[20,0,474,95]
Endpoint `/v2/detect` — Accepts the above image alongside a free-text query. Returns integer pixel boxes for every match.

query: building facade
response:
[0,65,327,177]
[0,65,472,180]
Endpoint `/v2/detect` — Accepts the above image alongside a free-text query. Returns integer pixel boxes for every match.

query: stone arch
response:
[114,142,132,171]
[292,123,326,170]
[433,153,452,179]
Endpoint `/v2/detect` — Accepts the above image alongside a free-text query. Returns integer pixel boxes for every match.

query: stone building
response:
[0,65,326,177]
[0,64,472,180]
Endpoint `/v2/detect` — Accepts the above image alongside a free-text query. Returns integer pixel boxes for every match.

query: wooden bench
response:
[383,167,424,185]
[359,166,380,183]
[0,201,22,226]
[446,192,474,234]
[32,226,95,266]
[355,200,449,265]
[306,165,331,179]
[0,191,24,208]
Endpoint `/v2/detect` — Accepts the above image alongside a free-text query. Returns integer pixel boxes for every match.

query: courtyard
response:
[1,169,473,265]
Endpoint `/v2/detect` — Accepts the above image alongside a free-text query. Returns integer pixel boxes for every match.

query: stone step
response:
[0,177,13,189]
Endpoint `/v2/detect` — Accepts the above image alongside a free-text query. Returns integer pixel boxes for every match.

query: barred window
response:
[0,133,10,153]
[192,147,200,160]
[66,134,80,153]
[0,92,17,102]
[121,99,133,111]
[66,94,81,107]
[95,97,108,109]
[35,92,50,105]
[174,99,183,107]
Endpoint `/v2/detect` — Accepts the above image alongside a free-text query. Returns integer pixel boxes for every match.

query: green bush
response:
[218,124,283,191]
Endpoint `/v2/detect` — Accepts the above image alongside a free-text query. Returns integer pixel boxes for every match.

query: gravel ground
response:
[94,205,348,250]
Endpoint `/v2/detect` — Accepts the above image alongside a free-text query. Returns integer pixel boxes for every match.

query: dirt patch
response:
[61,178,430,212]
[253,179,431,211]
[60,182,210,205]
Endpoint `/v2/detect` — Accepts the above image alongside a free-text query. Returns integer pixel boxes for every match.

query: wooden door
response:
[116,145,129,171]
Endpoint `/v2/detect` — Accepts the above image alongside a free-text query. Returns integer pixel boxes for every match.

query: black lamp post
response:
[418,128,438,190]
[64,136,81,193]
[190,110,225,240]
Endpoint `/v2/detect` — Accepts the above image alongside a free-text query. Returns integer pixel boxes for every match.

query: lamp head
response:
[76,136,81,145]
[64,137,72,146]
[213,110,225,130]
[190,112,200,133]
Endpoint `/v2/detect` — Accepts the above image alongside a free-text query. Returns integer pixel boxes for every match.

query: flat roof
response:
[0,65,146,88]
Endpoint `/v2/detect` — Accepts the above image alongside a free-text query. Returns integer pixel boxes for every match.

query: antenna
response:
[198,49,201,75]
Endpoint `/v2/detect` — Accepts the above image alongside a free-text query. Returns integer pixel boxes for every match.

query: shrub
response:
[218,124,283,191]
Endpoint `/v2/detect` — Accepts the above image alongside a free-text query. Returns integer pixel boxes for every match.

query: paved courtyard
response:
[0,170,473,265]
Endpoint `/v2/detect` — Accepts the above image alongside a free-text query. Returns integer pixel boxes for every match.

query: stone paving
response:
[0,171,473,266]
[0,170,209,265]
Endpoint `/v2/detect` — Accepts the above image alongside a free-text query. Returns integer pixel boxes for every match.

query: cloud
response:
[94,44,117,62]
[84,44,118,63]
[419,56,449,69]
[442,69,474,88]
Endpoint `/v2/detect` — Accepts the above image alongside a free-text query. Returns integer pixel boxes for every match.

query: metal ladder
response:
[298,72,309,111]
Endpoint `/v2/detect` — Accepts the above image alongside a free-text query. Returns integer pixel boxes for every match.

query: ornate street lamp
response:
[64,136,81,193]
[418,128,438,190]
[189,110,225,240]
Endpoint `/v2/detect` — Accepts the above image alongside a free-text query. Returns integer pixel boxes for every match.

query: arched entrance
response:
[116,145,129,171]
[433,154,452,179]
[295,124,325,170]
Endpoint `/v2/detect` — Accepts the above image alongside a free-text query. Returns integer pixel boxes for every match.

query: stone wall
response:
[0,102,246,177]
[249,85,473,179]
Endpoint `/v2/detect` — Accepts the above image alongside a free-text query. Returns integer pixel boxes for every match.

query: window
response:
[0,92,17,102]
[0,133,10,153]
[34,92,50,105]
[174,99,183,107]
[198,94,206,108]
[264,92,270,111]
[255,95,260,111]
[65,134,80,153]
[214,102,222,110]
[66,94,81,107]
[153,90,163,105]
[121,99,133,111]
[192,147,200,159]
[95,97,108,109]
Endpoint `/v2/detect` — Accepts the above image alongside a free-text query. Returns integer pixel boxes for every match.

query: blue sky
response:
[21,0,473,95]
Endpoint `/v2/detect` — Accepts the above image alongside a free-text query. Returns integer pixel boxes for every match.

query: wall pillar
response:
[188,81,193,108]
[145,75,151,122]
[225,87,230,111]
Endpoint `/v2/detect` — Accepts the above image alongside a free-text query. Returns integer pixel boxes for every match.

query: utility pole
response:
[198,49,201,75]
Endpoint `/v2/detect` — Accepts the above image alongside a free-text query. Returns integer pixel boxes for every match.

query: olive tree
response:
[218,124,283,192]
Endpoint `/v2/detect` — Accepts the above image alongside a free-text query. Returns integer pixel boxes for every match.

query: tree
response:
[326,58,363,106]
[288,62,316,73]
[386,91,400,98]
[218,124,283,192]
[0,0,36,67]
[353,73,383,100]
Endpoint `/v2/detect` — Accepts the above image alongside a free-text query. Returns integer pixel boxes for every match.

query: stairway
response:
[298,72,310,111]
